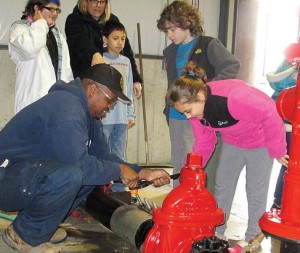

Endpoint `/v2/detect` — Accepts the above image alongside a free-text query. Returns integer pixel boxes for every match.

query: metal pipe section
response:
[280,240,300,253]
[84,187,154,249]
[84,187,125,229]
[110,205,153,249]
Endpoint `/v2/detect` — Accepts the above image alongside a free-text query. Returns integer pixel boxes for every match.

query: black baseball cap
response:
[82,63,131,104]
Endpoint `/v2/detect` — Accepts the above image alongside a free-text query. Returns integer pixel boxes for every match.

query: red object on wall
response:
[284,42,300,64]
[259,50,300,240]
[143,153,224,253]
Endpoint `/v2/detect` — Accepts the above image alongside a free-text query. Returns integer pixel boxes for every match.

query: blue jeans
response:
[273,131,291,208]
[103,124,127,192]
[0,159,95,246]
[102,124,127,160]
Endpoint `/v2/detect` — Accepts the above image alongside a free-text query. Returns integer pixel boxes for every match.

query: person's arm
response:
[9,19,48,60]
[45,93,138,186]
[138,168,171,187]
[47,118,125,185]
[59,30,74,81]
[207,38,240,80]
[122,37,143,98]
[127,62,135,124]
[122,37,143,84]
[189,117,217,167]
[89,120,169,186]
[65,14,104,68]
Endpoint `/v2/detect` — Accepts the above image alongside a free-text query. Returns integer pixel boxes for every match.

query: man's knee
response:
[55,164,83,190]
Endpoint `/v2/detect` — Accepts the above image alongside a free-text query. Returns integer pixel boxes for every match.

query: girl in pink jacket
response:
[167,62,288,242]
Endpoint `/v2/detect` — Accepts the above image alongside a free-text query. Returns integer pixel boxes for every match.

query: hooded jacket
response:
[190,79,286,166]
[65,6,142,83]
[163,35,240,121]
[0,78,140,185]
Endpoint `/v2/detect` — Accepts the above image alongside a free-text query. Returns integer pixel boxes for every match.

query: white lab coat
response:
[9,18,73,113]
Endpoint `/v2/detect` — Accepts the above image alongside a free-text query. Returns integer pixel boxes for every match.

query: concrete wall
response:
[127,58,171,164]
[0,49,171,164]
[0,50,15,128]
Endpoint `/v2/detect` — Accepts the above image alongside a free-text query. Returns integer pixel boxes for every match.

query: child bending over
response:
[167,61,288,242]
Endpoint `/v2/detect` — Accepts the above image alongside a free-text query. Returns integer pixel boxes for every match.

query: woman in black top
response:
[65,0,142,98]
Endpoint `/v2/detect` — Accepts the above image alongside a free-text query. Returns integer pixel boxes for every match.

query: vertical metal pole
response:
[162,0,169,70]
[137,23,149,164]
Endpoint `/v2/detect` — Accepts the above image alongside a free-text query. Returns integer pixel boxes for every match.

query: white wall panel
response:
[0,0,220,55]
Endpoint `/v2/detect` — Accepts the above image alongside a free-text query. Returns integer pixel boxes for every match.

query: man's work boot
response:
[49,228,67,244]
[2,224,60,253]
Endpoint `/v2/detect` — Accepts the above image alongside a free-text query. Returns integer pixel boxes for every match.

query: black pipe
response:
[84,186,154,249]
[84,187,126,229]
[280,241,300,253]
[262,231,300,253]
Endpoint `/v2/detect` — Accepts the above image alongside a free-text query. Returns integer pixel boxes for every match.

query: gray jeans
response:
[215,143,273,242]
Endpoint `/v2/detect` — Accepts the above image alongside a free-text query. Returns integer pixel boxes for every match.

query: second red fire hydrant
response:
[143,153,225,253]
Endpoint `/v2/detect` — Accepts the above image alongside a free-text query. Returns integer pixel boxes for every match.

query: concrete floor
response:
[223,168,282,253]
[0,208,140,253]
[0,166,284,253]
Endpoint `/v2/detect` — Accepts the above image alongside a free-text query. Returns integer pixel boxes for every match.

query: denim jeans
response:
[273,131,291,208]
[102,124,127,161]
[0,159,95,246]
[103,124,127,192]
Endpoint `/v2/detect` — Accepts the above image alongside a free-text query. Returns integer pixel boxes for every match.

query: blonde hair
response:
[167,61,207,106]
[77,0,111,24]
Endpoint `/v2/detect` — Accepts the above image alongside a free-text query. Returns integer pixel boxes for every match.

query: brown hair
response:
[77,0,111,24]
[23,0,54,17]
[157,0,204,36]
[167,61,207,106]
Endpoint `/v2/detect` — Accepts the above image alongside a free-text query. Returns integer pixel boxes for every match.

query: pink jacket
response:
[190,79,286,166]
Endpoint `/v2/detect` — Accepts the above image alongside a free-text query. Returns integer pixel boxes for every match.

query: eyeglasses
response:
[43,6,62,14]
[98,86,117,108]
[89,0,107,6]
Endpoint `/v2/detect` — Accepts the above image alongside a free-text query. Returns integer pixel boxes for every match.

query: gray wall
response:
[0,0,222,164]
[0,50,170,164]
[124,58,171,164]
[0,0,221,54]
[0,50,15,128]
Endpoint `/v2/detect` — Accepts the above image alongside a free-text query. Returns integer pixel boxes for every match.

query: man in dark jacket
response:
[0,64,170,253]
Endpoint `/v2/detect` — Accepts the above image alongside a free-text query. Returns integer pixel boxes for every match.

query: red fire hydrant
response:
[259,43,300,252]
[143,153,224,253]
